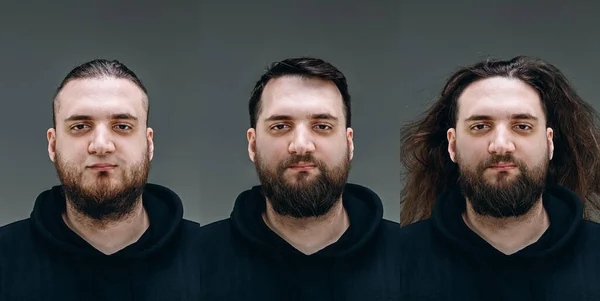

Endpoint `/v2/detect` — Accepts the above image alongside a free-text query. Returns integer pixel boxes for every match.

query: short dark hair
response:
[248,57,351,128]
[399,55,600,226]
[52,59,149,127]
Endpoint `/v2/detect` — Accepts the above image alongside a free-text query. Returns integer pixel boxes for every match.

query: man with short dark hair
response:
[197,57,402,300]
[397,56,600,300]
[0,59,202,301]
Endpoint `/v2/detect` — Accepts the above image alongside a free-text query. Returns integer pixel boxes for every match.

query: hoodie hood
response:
[230,183,384,257]
[432,184,583,262]
[30,183,184,258]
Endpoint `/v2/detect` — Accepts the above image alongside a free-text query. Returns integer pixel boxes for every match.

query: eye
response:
[270,124,290,131]
[514,124,532,131]
[470,124,489,131]
[114,124,133,131]
[70,124,90,131]
[314,124,332,131]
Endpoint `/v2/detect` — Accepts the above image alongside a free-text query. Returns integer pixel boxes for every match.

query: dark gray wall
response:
[0,0,598,226]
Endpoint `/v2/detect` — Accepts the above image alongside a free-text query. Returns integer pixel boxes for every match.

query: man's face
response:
[247,76,354,218]
[447,77,554,218]
[48,77,154,221]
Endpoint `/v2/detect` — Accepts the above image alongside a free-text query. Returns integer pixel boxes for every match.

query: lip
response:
[288,162,316,171]
[488,162,517,171]
[87,163,117,171]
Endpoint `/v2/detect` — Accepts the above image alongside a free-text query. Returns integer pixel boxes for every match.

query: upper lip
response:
[489,162,516,168]
[289,162,316,167]
[88,163,117,168]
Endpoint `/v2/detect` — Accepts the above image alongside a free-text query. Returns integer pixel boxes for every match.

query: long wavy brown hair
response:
[399,56,600,227]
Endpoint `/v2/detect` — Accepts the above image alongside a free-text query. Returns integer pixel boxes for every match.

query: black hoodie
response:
[396,184,600,301]
[197,183,402,301]
[0,184,202,301]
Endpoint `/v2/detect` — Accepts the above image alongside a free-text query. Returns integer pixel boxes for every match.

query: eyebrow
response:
[464,113,538,122]
[64,113,138,122]
[264,113,339,122]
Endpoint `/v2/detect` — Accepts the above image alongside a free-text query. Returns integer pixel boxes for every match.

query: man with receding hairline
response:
[0,59,202,301]
[197,56,402,300]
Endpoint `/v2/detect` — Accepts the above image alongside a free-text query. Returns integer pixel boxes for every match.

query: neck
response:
[462,197,549,255]
[62,198,150,255]
[262,197,350,255]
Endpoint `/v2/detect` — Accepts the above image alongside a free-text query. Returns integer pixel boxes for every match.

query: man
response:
[397,56,600,300]
[198,57,401,300]
[0,59,202,300]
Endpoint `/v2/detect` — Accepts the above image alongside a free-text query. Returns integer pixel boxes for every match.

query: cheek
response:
[56,140,86,161]
[521,142,549,166]
[123,140,146,153]
[317,137,349,163]
[255,138,288,160]
[455,137,486,157]
[117,134,149,153]
[455,138,488,167]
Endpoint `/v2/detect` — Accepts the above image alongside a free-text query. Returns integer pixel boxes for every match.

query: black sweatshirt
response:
[397,184,600,301]
[0,184,203,301]
[197,183,402,301]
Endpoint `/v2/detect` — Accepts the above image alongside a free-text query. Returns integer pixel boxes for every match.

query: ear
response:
[247,128,256,162]
[447,128,457,163]
[346,127,354,160]
[547,127,554,160]
[47,128,57,162]
[147,127,154,161]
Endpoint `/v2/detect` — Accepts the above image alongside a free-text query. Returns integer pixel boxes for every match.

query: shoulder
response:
[195,218,245,261]
[0,219,37,260]
[398,218,434,237]
[377,219,402,235]
[397,219,437,250]
[197,219,234,240]
[366,219,403,253]
[179,218,201,230]
[0,219,32,243]
[174,218,203,239]
[578,220,600,244]
[562,220,600,259]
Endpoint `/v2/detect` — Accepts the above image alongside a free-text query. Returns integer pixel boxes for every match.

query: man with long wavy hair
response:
[397,56,600,300]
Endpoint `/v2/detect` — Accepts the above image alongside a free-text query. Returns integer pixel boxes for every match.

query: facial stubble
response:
[54,148,150,222]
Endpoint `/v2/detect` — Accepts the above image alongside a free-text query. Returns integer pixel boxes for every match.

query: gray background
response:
[0,0,598,226]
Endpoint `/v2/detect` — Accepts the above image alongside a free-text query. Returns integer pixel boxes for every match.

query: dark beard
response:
[54,150,150,222]
[458,152,548,218]
[254,151,351,218]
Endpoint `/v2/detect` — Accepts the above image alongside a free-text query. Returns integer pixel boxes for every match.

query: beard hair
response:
[457,151,549,218]
[54,148,151,223]
[254,149,351,218]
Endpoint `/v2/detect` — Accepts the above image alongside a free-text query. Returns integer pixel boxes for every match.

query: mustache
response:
[280,154,320,167]
[290,154,313,163]
[483,154,519,167]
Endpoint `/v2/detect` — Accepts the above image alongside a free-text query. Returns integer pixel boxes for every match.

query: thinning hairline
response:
[53,77,149,113]
[256,74,346,124]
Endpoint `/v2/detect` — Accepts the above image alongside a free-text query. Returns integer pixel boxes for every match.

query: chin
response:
[91,175,121,186]
[287,168,318,177]
[286,175,315,186]
[486,176,517,186]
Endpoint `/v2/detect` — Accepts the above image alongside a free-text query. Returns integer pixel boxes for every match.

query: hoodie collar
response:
[432,184,583,261]
[30,183,184,258]
[230,183,384,257]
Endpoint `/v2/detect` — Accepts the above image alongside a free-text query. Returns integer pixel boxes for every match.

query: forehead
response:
[456,76,545,121]
[55,77,146,120]
[259,76,344,120]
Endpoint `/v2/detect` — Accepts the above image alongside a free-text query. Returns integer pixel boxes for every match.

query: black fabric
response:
[0,183,203,301]
[198,183,402,301]
[397,184,600,301]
